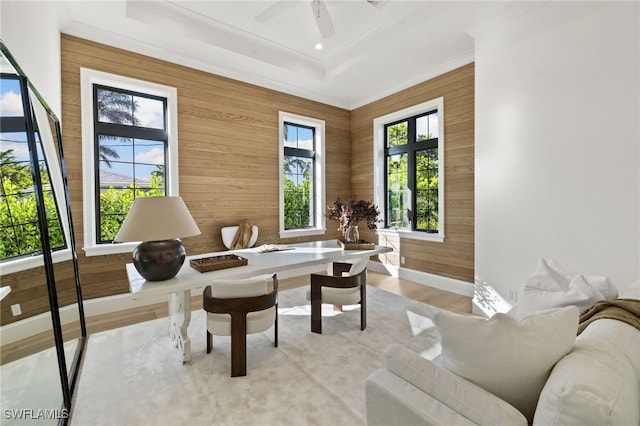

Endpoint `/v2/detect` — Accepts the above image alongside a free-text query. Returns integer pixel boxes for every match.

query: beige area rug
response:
[70,286,442,426]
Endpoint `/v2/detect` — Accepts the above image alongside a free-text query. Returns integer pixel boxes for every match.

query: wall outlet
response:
[11,303,22,316]
[400,256,405,264]
[508,290,518,302]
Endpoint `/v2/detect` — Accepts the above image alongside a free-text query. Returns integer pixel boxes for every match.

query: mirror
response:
[0,40,86,424]
[29,85,84,378]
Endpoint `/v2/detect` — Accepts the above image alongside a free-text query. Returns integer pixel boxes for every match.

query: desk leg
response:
[169,290,192,364]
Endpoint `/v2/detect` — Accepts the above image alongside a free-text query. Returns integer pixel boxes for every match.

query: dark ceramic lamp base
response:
[133,239,185,281]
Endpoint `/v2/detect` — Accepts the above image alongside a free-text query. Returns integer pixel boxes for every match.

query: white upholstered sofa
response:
[366,274,640,426]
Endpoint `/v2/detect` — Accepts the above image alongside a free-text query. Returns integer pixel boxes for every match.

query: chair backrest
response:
[221,225,259,249]
[342,256,369,277]
[203,274,278,337]
[209,275,269,298]
[203,274,278,377]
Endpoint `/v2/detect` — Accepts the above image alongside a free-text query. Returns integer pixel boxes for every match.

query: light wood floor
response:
[1,272,472,364]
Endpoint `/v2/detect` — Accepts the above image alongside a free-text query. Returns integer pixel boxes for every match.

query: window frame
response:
[373,97,445,243]
[80,68,178,256]
[278,111,326,239]
[92,84,168,244]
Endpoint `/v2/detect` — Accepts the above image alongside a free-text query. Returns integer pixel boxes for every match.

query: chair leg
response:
[274,304,278,348]
[230,314,248,377]
[361,284,367,331]
[311,283,322,334]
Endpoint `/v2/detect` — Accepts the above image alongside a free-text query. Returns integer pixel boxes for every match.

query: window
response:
[1,74,71,273]
[279,112,325,238]
[81,69,178,256]
[374,98,445,242]
[93,85,167,243]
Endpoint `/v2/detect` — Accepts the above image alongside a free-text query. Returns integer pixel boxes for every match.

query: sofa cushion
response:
[518,259,606,316]
[382,344,528,426]
[533,318,640,426]
[366,369,479,426]
[620,279,640,299]
[433,306,579,423]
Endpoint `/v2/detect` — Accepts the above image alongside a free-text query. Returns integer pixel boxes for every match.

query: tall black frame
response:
[383,110,440,233]
[1,40,86,425]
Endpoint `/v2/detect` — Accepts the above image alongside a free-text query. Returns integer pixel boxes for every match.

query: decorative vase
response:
[344,225,360,244]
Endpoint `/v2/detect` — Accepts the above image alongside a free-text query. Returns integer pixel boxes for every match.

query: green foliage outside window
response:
[387,121,408,147]
[98,172,164,242]
[0,149,65,259]
[283,157,312,229]
[386,117,439,232]
[415,149,438,231]
[283,121,315,230]
[387,153,409,228]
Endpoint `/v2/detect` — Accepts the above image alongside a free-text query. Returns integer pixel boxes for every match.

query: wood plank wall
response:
[351,64,475,282]
[1,35,473,325]
[0,35,352,326]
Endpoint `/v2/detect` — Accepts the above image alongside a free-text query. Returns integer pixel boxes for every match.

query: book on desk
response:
[254,244,294,253]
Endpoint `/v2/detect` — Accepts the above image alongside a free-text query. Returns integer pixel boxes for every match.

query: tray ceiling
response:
[60,0,542,109]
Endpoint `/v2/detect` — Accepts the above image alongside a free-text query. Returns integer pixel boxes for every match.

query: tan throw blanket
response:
[230,223,253,249]
[578,298,640,335]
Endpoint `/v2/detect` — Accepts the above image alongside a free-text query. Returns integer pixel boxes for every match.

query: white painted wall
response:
[0,1,67,117]
[475,2,640,300]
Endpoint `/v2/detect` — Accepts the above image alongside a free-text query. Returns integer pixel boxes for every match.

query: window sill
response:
[280,228,326,239]
[0,249,73,275]
[83,242,137,257]
[376,228,445,243]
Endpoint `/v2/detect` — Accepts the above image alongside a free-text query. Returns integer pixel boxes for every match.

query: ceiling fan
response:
[256,0,335,39]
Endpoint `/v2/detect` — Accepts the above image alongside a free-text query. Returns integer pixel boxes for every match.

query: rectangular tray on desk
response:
[190,254,248,272]
[337,240,375,250]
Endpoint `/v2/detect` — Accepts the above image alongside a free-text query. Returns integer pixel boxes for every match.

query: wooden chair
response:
[203,274,278,377]
[221,224,259,249]
[308,256,369,334]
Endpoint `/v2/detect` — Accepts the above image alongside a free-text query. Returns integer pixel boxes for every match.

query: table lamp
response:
[115,196,201,281]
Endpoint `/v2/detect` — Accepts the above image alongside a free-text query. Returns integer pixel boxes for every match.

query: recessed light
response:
[315,43,323,50]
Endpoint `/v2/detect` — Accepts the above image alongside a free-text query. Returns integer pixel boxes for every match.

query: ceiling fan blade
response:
[310,0,335,38]
[256,0,293,23]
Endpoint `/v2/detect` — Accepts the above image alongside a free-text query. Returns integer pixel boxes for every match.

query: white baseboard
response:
[367,261,474,297]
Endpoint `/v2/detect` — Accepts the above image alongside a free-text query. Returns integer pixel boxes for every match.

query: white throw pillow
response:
[518,259,605,315]
[548,259,618,299]
[433,306,579,423]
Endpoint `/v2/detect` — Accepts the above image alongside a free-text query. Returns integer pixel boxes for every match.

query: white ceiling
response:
[60,0,541,109]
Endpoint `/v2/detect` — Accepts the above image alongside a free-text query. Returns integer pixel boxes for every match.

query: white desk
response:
[126,239,392,362]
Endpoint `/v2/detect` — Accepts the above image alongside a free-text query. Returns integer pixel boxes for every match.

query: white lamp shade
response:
[114,196,201,242]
